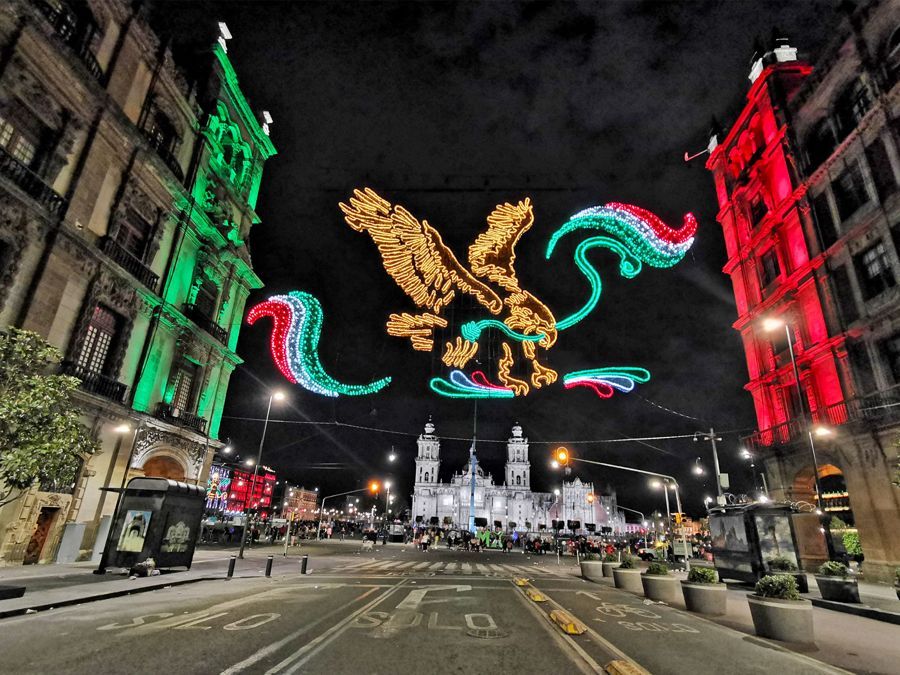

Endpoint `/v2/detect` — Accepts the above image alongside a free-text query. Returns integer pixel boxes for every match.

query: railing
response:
[99,237,159,291]
[60,360,126,403]
[183,304,229,344]
[155,402,207,434]
[0,147,67,215]
[747,387,900,450]
[142,130,185,183]
[35,0,104,82]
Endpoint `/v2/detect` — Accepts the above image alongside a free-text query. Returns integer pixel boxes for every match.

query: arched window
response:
[516,475,521,486]
[424,472,429,482]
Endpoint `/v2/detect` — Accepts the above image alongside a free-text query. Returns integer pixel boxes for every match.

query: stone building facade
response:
[705,0,900,579]
[0,0,273,564]
[411,420,625,534]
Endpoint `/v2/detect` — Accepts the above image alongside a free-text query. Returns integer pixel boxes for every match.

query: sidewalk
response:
[0,547,293,619]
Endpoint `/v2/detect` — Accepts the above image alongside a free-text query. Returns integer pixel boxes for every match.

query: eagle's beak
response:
[538,327,557,349]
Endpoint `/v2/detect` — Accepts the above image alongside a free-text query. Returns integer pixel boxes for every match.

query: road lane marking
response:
[267,580,409,674]
[428,562,443,570]
[475,564,491,574]
[219,586,383,675]
[411,562,430,570]
[460,563,473,574]
[396,586,472,611]
[511,582,597,675]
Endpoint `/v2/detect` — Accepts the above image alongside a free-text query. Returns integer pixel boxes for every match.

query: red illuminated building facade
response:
[205,462,276,519]
[706,0,900,580]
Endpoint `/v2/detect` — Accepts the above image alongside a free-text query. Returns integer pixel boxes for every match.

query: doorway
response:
[24,507,60,564]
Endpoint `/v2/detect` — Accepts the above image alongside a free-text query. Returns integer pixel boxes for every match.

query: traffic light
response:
[555,447,569,466]
[586,493,595,504]
[674,512,683,525]
[369,480,380,494]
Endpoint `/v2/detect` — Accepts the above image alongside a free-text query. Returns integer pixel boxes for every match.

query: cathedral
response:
[410,420,625,533]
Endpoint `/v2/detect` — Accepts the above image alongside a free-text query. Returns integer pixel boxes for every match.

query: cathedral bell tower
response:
[414,418,440,486]
[505,424,530,488]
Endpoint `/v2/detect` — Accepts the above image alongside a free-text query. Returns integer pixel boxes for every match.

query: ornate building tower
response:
[706,1,900,580]
[411,418,440,521]
[504,423,530,488]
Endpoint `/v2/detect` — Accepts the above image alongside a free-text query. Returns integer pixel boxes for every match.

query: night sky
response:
[159,1,838,518]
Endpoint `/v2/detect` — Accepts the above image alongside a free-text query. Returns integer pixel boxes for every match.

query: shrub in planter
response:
[681,567,727,616]
[580,553,604,582]
[601,552,621,577]
[815,561,859,603]
[642,561,681,604]
[747,574,814,644]
[765,555,808,593]
[613,556,643,594]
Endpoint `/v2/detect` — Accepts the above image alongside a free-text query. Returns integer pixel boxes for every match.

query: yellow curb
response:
[604,659,651,675]
[513,577,529,586]
[524,587,548,602]
[548,608,588,635]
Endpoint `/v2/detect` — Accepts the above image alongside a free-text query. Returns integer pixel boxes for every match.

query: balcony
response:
[746,387,900,451]
[60,361,126,403]
[35,1,103,82]
[143,130,185,183]
[0,147,67,216]
[183,304,229,345]
[99,237,159,292]
[155,402,207,434]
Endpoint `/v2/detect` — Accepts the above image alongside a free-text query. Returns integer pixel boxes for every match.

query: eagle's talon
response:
[530,363,557,388]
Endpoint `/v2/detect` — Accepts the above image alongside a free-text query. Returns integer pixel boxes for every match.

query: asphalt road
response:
[0,544,894,674]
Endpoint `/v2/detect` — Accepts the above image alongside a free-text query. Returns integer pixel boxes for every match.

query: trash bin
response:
[96,478,206,573]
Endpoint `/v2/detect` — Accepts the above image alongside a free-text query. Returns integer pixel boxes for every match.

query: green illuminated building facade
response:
[0,0,273,564]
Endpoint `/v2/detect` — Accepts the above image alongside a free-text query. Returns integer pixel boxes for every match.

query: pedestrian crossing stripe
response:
[330,560,574,577]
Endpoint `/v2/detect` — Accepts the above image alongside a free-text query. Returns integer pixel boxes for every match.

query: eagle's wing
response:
[340,188,503,315]
[467,198,533,291]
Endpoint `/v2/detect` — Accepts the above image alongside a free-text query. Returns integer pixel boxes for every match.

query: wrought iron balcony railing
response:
[142,130,185,183]
[155,402,208,434]
[35,0,103,82]
[0,147,67,216]
[183,304,229,344]
[746,386,900,451]
[99,237,159,292]
[60,360,126,403]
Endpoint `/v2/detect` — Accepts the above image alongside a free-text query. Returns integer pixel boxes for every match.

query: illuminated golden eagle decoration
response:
[249,187,696,399]
[340,187,558,396]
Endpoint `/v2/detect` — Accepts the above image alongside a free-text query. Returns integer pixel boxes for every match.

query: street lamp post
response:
[554,451,691,571]
[693,429,724,499]
[763,318,826,511]
[238,391,284,559]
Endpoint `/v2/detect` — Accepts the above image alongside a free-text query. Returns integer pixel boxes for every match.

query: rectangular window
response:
[75,305,119,374]
[0,112,40,168]
[854,240,895,299]
[832,162,869,221]
[759,248,781,288]
[811,191,838,249]
[850,341,876,393]
[193,278,217,319]
[865,138,897,202]
[881,336,900,385]
[750,193,768,228]
[172,362,197,412]
[830,265,859,323]
[115,209,151,260]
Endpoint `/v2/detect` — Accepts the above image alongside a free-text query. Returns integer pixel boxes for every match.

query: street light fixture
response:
[762,316,826,511]
[692,458,704,475]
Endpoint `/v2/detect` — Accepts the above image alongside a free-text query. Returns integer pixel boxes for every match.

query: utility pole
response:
[694,428,724,499]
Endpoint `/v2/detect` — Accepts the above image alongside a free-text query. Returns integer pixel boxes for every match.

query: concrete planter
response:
[613,568,644,594]
[814,576,860,603]
[641,574,682,604]
[747,594,814,644]
[681,582,727,615]
[580,560,605,582]
[602,561,621,577]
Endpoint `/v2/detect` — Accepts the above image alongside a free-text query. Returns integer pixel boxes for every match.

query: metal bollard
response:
[265,555,274,577]
[300,554,308,575]
[227,555,236,579]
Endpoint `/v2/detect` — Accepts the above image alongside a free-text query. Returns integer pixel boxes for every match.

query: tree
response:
[0,328,98,506]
